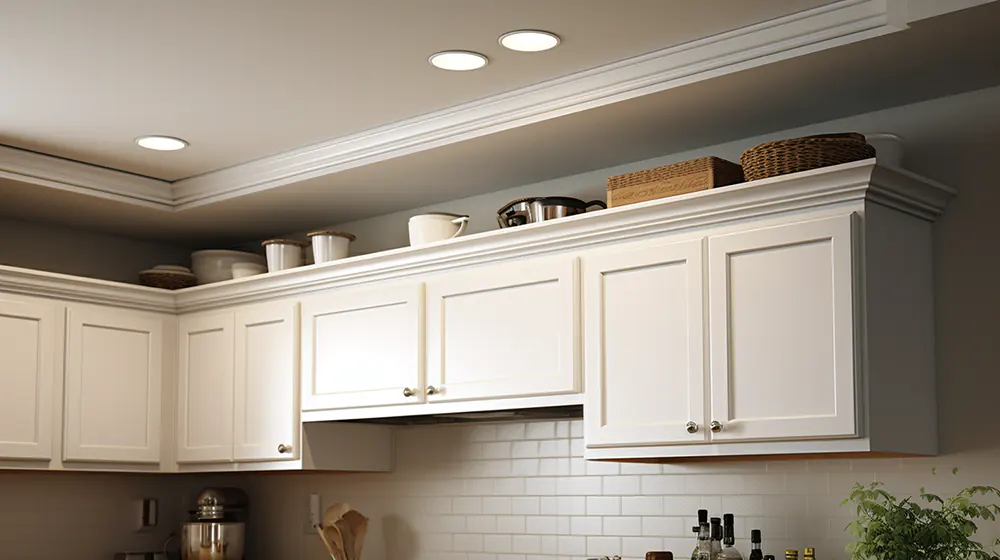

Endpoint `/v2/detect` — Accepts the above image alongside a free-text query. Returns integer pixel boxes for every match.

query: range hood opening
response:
[346,405,582,426]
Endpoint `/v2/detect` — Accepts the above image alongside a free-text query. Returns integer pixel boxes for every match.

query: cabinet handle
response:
[710,421,723,433]
[426,385,439,396]
[277,444,293,454]
[402,387,415,397]
[685,421,699,434]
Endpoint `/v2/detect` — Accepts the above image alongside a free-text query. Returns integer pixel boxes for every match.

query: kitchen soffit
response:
[0,1,998,244]
[0,0,909,203]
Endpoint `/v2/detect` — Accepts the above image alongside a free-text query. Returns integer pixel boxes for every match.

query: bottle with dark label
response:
[710,518,723,560]
[748,530,763,560]
[719,514,744,560]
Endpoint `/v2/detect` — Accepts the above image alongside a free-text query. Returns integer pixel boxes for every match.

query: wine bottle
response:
[719,514,744,560]
[748,530,763,560]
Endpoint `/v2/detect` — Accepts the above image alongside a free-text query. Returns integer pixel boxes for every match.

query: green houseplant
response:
[843,471,1000,560]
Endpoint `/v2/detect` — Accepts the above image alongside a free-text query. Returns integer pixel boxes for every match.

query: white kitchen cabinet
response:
[707,215,858,442]
[177,301,298,464]
[64,305,164,463]
[301,284,423,411]
[234,301,298,461]
[425,256,580,402]
[583,239,706,448]
[176,312,234,463]
[0,296,57,460]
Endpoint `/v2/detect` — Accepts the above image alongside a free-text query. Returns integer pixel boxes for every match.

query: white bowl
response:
[190,250,266,284]
[231,262,267,279]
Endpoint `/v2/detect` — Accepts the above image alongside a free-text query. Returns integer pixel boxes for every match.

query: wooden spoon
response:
[324,525,347,560]
[343,509,369,560]
[336,517,355,560]
[323,502,351,527]
[317,525,338,559]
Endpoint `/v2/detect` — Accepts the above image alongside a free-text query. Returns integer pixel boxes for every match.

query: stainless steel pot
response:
[182,522,245,560]
[497,196,606,228]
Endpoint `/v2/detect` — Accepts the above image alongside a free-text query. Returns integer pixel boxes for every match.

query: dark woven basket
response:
[740,133,876,182]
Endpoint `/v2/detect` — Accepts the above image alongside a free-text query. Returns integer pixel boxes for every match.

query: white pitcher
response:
[408,213,470,246]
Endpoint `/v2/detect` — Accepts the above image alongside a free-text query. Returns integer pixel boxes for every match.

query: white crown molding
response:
[3,161,951,314]
[170,0,906,208]
[0,145,173,208]
[0,265,175,312]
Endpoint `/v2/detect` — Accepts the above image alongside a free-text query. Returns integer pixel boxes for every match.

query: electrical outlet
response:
[304,493,322,535]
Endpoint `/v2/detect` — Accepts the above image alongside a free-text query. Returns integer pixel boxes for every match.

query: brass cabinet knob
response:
[685,421,699,434]
[426,386,439,396]
[402,387,415,397]
[277,444,293,454]
[710,421,723,433]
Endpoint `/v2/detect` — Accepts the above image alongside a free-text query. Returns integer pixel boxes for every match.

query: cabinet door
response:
[583,239,707,448]
[177,312,234,463]
[64,306,163,463]
[302,284,423,411]
[234,301,299,461]
[0,297,57,460]
[426,256,579,402]
[708,215,857,442]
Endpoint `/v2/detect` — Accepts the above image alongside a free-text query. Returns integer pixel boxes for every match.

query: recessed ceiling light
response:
[135,135,188,151]
[499,30,560,52]
[428,51,488,71]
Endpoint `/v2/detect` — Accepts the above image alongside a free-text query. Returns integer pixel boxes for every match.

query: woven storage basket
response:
[740,133,876,182]
[606,156,744,208]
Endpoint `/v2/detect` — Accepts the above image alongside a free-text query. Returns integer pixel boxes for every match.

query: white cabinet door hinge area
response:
[708,214,858,442]
[584,239,707,448]
[426,256,580,403]
[64,306,164,463]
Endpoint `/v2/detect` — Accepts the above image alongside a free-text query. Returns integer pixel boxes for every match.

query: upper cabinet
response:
[177,300,299,464]
[0,296,57,460]
[425,256,580,403]
[301,283,424,411]
[707,215,858,442]
[583,239,706,448]
[63,305,165,464]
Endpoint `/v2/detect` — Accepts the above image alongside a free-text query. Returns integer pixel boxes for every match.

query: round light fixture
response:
[499,30,560,52]
[135,135,188,151]
[428,50,488,71]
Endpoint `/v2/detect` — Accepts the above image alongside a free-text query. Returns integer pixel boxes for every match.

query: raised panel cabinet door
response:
[583,239,707,448]
[234,301,299,461]
[0,297,57,460]
[426,256,580,402]
[301,283,423,411]
[176,312,235,463]
[64,306,164,463]
[708,214,858,442]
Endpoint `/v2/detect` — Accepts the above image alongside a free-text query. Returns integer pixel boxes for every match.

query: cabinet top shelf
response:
[0,160,953,314]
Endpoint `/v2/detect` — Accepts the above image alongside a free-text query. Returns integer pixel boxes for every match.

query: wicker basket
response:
[606,156,744,208]
[740,133,876,182]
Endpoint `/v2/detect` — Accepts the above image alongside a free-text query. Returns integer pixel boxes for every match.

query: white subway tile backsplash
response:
[622,496,663,516]
[512,441,540,458]
[483,497,513,514]
[526,422,557,440]
[587,496,622,516]
[539,439,571,458]
[642,475,685,494]
[239,419,1000,560]
[511,496,540,515]
[484,534,513,553]
[571,516,603,535]
[603,475,641,495]
[604,516,643,536]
